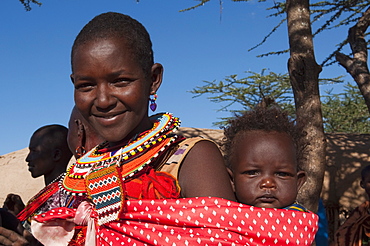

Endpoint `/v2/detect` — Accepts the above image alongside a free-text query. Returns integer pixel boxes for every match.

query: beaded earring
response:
[149,93,158,112]
[75,119,86,158]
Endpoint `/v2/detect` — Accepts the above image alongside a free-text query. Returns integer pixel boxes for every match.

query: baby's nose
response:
[260,177,276,189]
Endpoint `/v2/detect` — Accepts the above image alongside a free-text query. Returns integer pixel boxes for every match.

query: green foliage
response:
[190,69,295,126]
[18,0,41,11]
[322,82,370,133]
[191,70,369,133]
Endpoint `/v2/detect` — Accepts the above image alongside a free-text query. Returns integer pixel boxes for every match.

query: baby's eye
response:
[243,170,259,176]
[276,172,293,177]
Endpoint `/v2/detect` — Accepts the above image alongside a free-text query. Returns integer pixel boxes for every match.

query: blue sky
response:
[0,0,353,155]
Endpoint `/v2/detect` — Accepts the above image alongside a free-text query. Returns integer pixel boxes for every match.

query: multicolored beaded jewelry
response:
[60,113,181,197]
[86,135,181,225]
[149,93,158,111]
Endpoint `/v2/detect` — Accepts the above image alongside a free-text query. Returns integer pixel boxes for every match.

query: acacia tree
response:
[322,83,370,133]
[190,70,295,125]
[335,7,370,113]
[285,0,325,212]
[191,72,370,132]
[18,0,41,11]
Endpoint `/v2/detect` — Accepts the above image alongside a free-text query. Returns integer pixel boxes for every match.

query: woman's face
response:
[71,38,162,145]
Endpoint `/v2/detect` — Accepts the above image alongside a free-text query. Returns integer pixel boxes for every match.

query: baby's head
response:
[223,106,306,208]
[360,165,370,200]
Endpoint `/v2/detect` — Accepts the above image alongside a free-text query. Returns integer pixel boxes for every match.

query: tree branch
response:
[335,6,370,112]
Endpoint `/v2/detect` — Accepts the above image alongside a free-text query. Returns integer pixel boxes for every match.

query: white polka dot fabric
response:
[96,197,318,245]
[33,197,318,245]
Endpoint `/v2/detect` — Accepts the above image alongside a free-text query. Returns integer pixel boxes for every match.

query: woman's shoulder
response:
[158,136,213,177]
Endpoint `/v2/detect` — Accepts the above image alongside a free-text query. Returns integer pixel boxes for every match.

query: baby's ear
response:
[226,167,236,193]
[296,171,307,191]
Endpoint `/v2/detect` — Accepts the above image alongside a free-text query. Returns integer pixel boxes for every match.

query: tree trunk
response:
[286,0,326,213]
[335,6,370,113]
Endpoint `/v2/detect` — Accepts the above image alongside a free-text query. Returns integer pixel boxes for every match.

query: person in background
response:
[4,124,72,216]
[333,165,370,246]
[67,106,104,159]
[0,113,104,246]
[315,198,330,246]
[1,124,72,245]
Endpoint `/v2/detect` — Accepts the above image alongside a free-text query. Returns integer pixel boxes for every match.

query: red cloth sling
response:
[33,197,318,246]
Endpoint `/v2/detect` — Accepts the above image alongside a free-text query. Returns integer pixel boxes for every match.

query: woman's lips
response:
[93,111,125,125]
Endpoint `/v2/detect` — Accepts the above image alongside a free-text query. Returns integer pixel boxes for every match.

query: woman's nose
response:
[95,84,116,110]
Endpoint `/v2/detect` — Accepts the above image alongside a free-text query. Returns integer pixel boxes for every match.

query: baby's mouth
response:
[258,194,277,203]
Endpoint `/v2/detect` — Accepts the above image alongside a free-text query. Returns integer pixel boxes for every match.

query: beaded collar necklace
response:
[60,113,181,196]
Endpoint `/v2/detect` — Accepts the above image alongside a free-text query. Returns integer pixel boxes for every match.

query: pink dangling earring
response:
[149,93,158,112]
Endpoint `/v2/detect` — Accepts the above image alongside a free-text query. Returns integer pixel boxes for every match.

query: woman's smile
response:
[92,110,126,126]
[72,37,163,143]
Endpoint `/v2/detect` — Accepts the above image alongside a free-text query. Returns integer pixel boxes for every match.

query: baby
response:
[223,106,307,209]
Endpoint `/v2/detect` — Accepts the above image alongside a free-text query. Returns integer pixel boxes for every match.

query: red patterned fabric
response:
[125,168,180,200]
[33,197,318,246]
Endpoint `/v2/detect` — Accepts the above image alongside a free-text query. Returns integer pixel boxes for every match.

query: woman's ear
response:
[227,167,236,193]
[70,74,75,84]
[150,63,163,94]
[297,171,307,191]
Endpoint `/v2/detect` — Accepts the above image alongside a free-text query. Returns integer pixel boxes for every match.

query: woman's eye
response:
[112,78,132,86]
[75,82,94,91]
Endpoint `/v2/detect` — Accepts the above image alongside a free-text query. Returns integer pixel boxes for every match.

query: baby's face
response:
[229,130,306,208]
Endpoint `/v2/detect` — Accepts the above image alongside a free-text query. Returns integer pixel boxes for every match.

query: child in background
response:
[333,165,370,246]
[223,105,307,210]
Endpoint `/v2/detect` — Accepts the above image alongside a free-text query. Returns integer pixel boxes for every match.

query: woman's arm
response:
[178,140,236,201]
